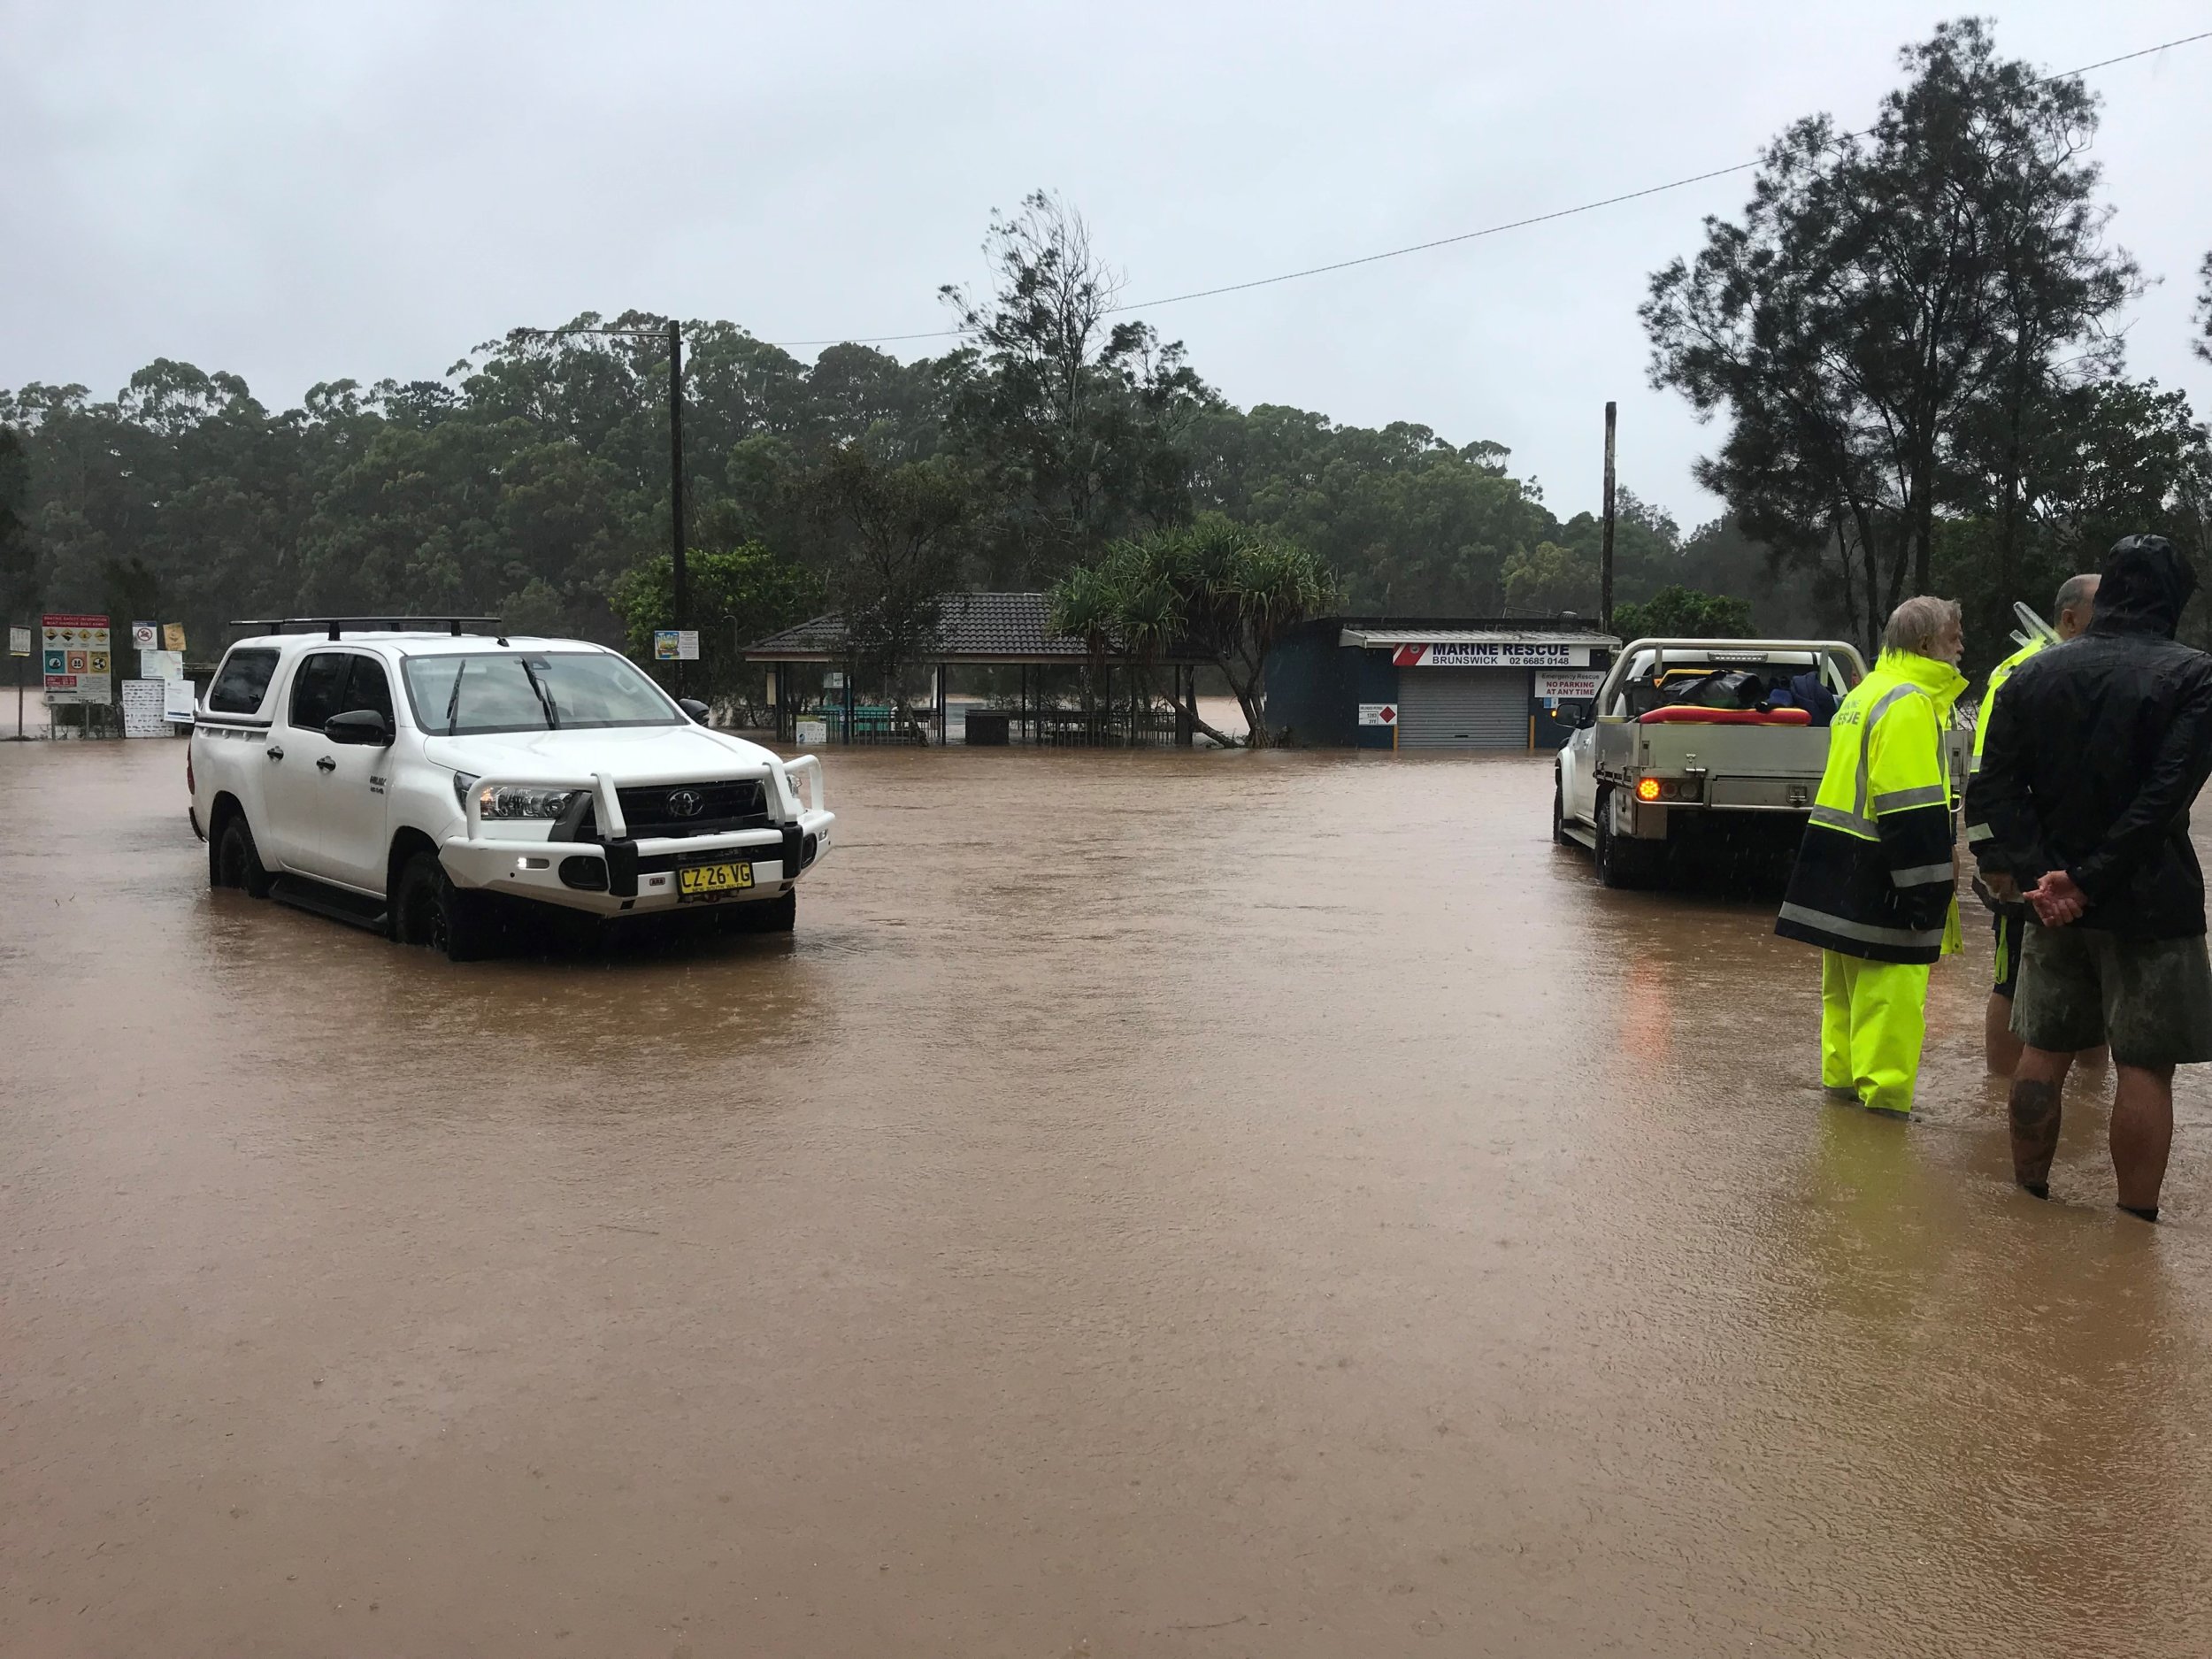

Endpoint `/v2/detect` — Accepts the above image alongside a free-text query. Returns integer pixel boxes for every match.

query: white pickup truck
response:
[1555,637,1868,888]
[188,619,833,958]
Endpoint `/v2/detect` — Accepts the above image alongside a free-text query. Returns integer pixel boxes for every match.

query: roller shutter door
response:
[1396,668,1529,749]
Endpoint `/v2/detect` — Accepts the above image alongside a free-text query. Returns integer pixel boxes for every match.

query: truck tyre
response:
[1553,773,1571,845]
[213,812,274,898]
[1594,787,1657,890]
[392,850,496,962]
[722,888,796,934]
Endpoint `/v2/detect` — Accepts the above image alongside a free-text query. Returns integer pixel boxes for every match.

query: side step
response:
[270,874,391,934]
[1561,822,1597,850]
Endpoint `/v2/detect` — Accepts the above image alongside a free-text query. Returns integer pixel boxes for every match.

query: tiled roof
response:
[747,592,1185,662]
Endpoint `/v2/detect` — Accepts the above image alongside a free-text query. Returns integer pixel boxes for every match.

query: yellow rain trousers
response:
[1778,649,1968,1118]
[1820,954,1932,1116]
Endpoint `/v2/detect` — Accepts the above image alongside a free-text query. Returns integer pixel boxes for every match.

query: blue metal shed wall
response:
[1263,620,1397,749]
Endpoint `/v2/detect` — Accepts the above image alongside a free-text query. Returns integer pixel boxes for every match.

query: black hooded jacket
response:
[1968,538,2212,940]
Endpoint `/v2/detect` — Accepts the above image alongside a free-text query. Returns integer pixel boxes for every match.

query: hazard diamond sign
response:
[1358,703,1398,726]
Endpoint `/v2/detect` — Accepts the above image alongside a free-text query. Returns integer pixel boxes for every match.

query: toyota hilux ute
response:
[188,618,833,959]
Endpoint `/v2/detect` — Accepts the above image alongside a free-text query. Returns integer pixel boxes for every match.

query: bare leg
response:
[2008,1046,2075,1196]
[2110,1062,2175,1218]
[1985,991,2024,1075]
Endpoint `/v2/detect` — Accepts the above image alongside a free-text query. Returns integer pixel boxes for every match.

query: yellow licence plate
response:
[677,861,754,902]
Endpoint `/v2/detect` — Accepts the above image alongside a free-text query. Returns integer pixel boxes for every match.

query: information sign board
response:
[42,614,111,705]
[140,649,185,680]
[1534,670,1601,702]
[9,626,31,657]
[120,679,169,737]
[654,629,700,661]
[163,623,187,652]
[1357,703,1399,726]
[132,622,159,650]
[164,679,198,723]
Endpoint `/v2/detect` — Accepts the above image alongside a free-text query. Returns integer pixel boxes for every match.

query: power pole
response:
[668,319,689,697]
[1601,401,1617,634]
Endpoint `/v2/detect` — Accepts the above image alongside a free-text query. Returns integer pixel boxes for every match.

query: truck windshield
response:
[402,652,682,734]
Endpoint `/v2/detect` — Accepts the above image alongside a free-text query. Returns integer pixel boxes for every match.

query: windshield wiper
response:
[444,658,467,735]
[518,657,560,730]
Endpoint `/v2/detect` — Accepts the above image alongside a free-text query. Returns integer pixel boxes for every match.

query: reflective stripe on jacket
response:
[1962,637,2044,858]
[1776,649,1966,965]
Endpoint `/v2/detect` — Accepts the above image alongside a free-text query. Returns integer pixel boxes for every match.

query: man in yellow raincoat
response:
[1962,573,2098,1072]
[1776,596,1968,1117]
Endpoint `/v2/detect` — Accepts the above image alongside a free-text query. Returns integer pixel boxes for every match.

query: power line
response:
[764,25,2210,349]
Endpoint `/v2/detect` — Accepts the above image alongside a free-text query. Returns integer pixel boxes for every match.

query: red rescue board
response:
[1636,706,1812,726]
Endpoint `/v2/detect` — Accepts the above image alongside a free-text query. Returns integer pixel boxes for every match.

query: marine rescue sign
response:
[1392,641,1586,668]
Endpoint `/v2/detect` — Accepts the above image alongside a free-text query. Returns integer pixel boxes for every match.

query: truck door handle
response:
[266,745,284,762]
[316,756,336,773]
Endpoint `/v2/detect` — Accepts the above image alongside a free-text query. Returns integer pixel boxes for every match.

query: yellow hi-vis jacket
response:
[1776,649,1967,965]
[1961,636,2045,863]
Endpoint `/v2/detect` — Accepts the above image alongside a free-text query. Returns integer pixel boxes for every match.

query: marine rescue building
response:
[1263,618,1622,749]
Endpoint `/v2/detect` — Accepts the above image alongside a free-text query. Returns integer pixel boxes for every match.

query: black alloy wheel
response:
[393,850,495,962]
[214,813,274,898]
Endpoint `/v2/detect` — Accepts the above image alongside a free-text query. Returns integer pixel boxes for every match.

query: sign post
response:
[7,624,30,741]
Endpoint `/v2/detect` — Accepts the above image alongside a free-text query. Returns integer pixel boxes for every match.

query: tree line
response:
[3,19,2208,702]
[0,194,1804,699]
[1643,19,2211,662]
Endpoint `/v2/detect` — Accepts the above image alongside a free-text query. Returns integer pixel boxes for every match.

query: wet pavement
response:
[5,738,2212,1656]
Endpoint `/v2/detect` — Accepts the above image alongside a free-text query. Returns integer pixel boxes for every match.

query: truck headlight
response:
[477,784,580,819]
[452,771,480,809]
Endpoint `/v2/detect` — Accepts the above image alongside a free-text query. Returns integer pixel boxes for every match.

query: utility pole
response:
[668,319,689,698]
[1601,401,1617,635]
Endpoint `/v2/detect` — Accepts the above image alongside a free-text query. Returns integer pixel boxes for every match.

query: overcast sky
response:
[5,0,2208,531]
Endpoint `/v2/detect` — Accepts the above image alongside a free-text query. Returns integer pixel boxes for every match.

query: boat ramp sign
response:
[1392,641,1582,668]
[1358,703,1399,726]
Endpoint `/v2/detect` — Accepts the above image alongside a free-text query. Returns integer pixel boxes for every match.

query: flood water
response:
[6,739,2212,1656]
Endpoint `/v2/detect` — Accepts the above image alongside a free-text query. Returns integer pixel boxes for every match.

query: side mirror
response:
[677,697,710,725]
[325,708,392,747]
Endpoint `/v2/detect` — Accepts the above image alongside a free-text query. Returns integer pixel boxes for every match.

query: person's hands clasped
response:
[2025,869,2087,926]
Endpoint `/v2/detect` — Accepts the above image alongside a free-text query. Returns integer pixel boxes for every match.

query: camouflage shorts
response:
[2012,925,2212,1067]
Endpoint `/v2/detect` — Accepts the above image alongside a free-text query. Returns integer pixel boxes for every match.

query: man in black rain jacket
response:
[1969,535,2212,1221]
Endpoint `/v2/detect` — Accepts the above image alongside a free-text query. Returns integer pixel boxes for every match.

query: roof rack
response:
[231,617,505,641]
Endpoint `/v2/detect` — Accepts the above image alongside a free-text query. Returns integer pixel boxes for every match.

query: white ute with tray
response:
[1555,637,1868,889]
[188,617,833,958]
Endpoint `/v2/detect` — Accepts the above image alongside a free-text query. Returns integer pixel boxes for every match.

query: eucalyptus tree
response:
[1642,19,2139,651]
[2196,252,2212,365]
[805,442,972,718]
[940,190,1215,583]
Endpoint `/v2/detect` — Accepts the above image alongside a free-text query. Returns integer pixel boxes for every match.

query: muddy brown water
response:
[5,739,2212,1656]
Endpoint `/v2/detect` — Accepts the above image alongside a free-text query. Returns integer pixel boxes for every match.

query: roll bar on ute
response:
[1593,638,1869,718]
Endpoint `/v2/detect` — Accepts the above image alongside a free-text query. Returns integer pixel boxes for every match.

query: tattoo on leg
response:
[2009,1079,2062,1193]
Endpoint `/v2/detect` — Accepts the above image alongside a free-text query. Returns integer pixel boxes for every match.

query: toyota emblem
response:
[666,788,703,818]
